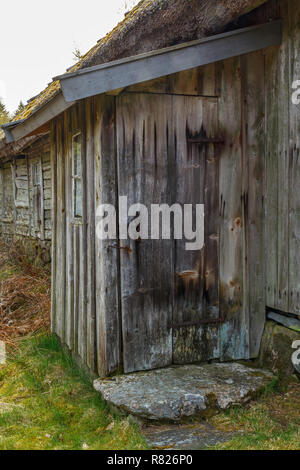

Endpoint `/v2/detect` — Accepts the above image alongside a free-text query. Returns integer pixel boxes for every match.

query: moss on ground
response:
[208,379,300,450]
[0,333,147,450]
[0,243,299,450]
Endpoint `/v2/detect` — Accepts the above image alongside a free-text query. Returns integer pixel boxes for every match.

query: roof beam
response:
[3,20,282,143]
[3,93,74,142]
[57,20,282,103]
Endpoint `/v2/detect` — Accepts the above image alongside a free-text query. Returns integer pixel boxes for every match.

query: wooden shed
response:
[0,132,52,263]
[2,0,300,377]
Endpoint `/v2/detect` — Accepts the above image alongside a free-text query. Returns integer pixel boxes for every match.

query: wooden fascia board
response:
[6,93,75,142]
[57,20,282,102]
[4,20,282,142]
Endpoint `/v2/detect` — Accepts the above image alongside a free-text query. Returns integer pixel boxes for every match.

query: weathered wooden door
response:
[117,93,220,373]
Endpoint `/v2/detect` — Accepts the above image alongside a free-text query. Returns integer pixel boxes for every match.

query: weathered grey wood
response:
[73,224,80,355]
[39,155,45,240]
[289,0,300,315]
[126,63,217,97]
[78,102,88,365]
[267,311,300,332]
[46,0,300,374]
[11,158,17,233]
[3,164,14,237]
[265,45,279,310]
[241,55,250,360]
[172,96,220,364]
[55,116,66,339]
[64,109,74,350]
[277,1,290,313]
[7,93,75,142]
[95,94,121,377]
[218,57,246,360]
[85,97,97,372]
[117,93,174,373]
[245,51,266,357]
[50,121,57,333]
[69,104,81,356]
[59,21,282,103]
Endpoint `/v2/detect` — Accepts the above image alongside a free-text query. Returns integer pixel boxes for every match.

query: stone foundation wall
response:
[258,321,300,378]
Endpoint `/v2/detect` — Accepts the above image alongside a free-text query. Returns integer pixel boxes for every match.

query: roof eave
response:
[57,20,282,103]
[2,93,75,143]
[4,20,282,143]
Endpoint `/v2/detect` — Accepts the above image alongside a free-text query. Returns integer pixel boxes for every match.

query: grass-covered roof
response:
[12,0,267,124]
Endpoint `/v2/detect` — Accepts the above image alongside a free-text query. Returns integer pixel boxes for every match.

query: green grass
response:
[0,333,147,450]
[208,379,300,450]
[0,333,299,451]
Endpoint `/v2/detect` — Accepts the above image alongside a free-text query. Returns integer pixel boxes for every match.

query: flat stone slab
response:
[94,363,274,422]
[267,311,300,333]
[143,423,238,450]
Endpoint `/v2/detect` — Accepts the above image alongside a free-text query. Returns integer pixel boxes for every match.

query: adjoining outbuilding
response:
[0,131,51,264]
[2,0,300,380]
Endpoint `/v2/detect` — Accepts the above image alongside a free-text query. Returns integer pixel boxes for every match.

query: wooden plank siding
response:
[263,0,300,317]
[50,0,300,376]
[288,0,300,315]
[0,135,52,261]
[94,94,121,377]
[218,56,247,360]
[51,97,120,375]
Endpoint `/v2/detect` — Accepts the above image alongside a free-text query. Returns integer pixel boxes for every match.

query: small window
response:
[31,162,42,233]
[72,133,82,218]
[33,163,41,186]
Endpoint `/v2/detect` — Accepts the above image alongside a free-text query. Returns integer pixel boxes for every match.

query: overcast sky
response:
[0,0,139,114]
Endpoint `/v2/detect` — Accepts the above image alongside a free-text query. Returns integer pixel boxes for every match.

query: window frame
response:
[71,132,83,220]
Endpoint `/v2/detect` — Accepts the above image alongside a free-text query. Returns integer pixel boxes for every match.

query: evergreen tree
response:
[13,100,25,118]
[0,98,10,126]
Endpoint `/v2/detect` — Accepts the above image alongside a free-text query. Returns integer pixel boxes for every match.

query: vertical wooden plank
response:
[170,63,216,96]
[73,224,80,355]
[172,96,220,363]
[78,102,88,365]
[55,115,66,340]
[86,97,97,372]
[11,157,17,237]
[50,120,58,334]
[64,108,74,349]
[39,155,45,241]
[69,104,79,354]
[28,158,33,238]
[95,94,121,377]
[276,1,290,313]
[202,98,220,359]
[25,156,32,239]
[265,45,279,309]
[241,55,250,359]
[289,0,300,315]
[245,51,266,357]
[218,57,247,360]
[117,93,174,373]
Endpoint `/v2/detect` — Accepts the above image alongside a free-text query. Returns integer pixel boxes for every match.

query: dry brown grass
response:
[0,241,50,346]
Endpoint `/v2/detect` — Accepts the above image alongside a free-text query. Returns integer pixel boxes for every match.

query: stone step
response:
[93,363,274,423]
[143,422,239,450]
